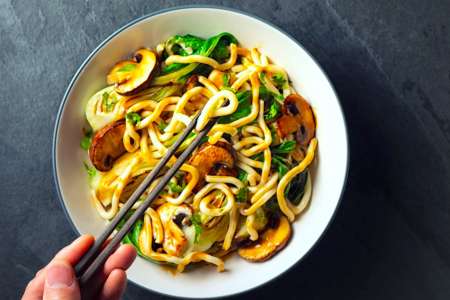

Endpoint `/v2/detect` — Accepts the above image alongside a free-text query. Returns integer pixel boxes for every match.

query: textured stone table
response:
[1,1,449,299]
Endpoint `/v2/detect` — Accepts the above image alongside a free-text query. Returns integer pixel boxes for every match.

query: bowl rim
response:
[52,4,349,299]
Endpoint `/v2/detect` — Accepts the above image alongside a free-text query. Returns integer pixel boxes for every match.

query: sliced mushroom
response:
[107,48,158,95]
[157,203,193,257]
[187,141,236,187]
[119,171,148,203]
[184,75,199,91]
[89,121,126,171]
[238,215,291,262]
[276,94,315,147]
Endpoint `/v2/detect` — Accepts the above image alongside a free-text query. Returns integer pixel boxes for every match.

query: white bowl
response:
[53,6,348,298]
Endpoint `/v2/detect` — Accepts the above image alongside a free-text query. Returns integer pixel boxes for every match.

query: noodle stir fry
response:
[82,33,317,272]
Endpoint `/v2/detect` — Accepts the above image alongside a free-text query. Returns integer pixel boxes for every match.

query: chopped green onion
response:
[126,112,141,125]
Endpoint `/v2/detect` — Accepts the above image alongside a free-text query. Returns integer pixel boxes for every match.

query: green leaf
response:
[271,140,297,154]
[191,213,203,244]
[272,155,289,178]
[159,33,238,80]
[260,86,284,102]
[168,181,184,193]
[252,152,264,162]
[259,72,266,81]
[272,73,286,89]
[130,219,143,246]
[199,135,209,145]
[80,129,93,150]
[83,161,96,178]
[236,187,249,202]
[285,172,307,205]
[264,197,280,213]
[237,169,248,183]
[264,99,281,122]
[201,32,238,57]
[157,120,168,131]
[161,62,186,75]
[218,90,252,124]
[126,112,141,125]
[222,73,230,87]
[270,125,278,142]
[117,63,137,73]
[166,34,205,56]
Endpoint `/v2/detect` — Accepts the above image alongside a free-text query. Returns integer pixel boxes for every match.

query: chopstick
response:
[75,115,217,286]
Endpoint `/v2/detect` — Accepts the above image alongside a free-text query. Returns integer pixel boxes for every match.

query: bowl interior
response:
[54,7,348,298]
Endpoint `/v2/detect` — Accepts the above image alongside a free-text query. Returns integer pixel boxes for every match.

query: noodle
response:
[83,32,318,273]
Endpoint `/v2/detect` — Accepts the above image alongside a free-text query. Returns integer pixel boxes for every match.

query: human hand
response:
[21,235,137,300]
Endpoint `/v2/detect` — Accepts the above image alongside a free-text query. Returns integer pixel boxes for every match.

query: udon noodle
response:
[82,32,317,272]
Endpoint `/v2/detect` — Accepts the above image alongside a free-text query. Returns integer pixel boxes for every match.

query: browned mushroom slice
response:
[119,172,148,203]
[187,141,236,187]
[238,216,292,262]
[89,121,126,172]
[184,74,199,91]
[276,93,316,147]
[107,48,158,95]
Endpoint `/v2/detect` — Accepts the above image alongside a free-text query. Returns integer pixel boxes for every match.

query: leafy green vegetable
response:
[117,63,137,73]
[264,197,280,213]
[210,34,236,61]
[272,73,286,89]
[126,112,141,125]
[83,162,96,179]
[270,125,278,142]
[157,33,238,83]
[236,187,249,202]
[264,99,281,122]
[252,152,264,161]
[160,63,186,75]
[165,34,205,56]
[285,172,307,205]
[222,73,230,87]
[260,86,284,102]
[199,135,209,145]
[157,120,168,131]
[80,129,93,150]
[271,141,297,154]
[237,169,248,183]
[168,181,184,193]
[218,90,251,124]
[200,32,238,57]
[191,213,203,243]
[272,155,289,178]
[259,72,266,81]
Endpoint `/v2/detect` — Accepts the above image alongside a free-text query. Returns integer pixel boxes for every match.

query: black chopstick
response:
[75,116,217,286]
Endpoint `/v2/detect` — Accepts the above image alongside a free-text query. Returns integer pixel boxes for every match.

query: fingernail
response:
[46,262,74,288]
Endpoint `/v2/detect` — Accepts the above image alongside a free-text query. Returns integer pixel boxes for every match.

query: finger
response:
[104,244,137,273]
[24,235,94,300]
[98,269,127,300]
[21,276,45,300]
[85,244,136,297]
[54,235,95,265]
[43,260,81,300]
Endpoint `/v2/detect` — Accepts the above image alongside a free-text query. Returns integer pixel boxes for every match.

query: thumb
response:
[43,261,81,300]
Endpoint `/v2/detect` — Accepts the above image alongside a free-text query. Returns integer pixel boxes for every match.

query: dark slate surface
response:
[1,0,449,299]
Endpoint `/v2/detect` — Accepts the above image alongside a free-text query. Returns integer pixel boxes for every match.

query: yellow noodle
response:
[277,138,317,221]
[166,43,237,71]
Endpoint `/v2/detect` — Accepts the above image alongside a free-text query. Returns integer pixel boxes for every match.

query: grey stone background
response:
[1,0,449,299]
